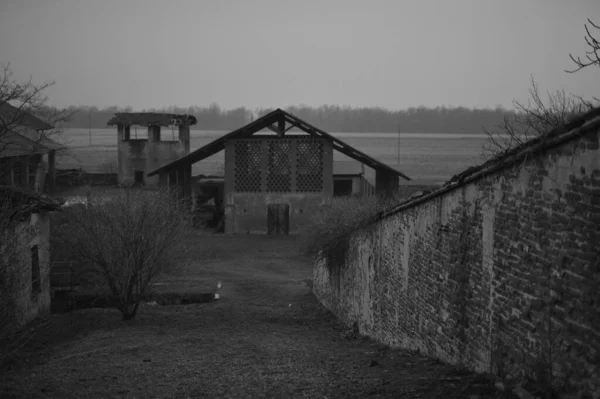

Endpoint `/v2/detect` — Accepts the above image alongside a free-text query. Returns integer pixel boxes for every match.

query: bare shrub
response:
[301,193,407,262]
[483,77,594,159]
[55,188,189,320]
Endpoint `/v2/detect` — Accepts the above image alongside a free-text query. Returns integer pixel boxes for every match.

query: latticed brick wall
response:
[232,138,324,193]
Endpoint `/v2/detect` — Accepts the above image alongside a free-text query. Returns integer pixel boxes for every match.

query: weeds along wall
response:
[313,111,600,395]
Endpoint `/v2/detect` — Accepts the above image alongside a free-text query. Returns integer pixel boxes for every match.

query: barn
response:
[147,108,410,234]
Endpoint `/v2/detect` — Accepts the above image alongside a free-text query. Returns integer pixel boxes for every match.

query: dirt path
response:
[1,234,512,398]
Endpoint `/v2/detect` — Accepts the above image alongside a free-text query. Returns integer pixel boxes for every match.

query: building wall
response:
[117,139,147,186]
[224,193,328,234]
[117,125,189,188]
[145,141,187,187]
[224,137,333,234]
[313,117,600,396]
[0,213,52,334]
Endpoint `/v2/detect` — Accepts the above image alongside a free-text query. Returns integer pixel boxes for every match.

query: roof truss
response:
[147,108,410,180]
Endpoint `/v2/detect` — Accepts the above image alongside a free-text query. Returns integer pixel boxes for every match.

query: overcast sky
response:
[1,0,599,111]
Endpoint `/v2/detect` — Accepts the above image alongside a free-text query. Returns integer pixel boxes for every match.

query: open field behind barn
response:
[0,234,513,399]
[56,128,491,183]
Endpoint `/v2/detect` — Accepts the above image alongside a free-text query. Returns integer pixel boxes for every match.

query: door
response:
[267,204,290,235]
[134,170,144,185]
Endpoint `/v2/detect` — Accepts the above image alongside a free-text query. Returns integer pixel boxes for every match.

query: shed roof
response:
[0,102,54,131]
[147,108,411,180]
[107,112,198,127]
[0,186,63,221]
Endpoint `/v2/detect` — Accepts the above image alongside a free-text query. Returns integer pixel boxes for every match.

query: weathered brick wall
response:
[314,116,600,396]
[0,213,52,334]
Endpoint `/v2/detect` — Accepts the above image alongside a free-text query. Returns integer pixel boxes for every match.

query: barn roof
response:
[147,108,411,180]
[107,112,198,127]
[0,186,63,221]
[0,102,54,131]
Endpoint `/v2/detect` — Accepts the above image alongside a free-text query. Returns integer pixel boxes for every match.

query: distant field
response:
[56,128,490,183]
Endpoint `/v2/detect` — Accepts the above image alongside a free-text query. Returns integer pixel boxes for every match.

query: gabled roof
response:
[0,102,54,131]
[147,108,411,180]
[0,186,63,221]
[107,112,198,127]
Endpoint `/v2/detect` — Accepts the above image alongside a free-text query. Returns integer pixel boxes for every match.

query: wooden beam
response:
[266,125,280,135]
[277,118,285,137]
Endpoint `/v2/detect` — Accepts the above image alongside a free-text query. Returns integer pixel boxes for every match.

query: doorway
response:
[134,170,144,186]
[267,204,290,235]
[334,179,353,196]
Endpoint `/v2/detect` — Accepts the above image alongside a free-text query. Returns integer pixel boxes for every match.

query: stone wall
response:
[313,111,600,396]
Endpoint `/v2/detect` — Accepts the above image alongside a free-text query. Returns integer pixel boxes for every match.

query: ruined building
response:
[107,113,197,187]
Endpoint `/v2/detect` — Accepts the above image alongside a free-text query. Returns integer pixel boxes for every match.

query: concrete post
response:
[148,125,160,143]
[178,124,190,154]
[47,150,56,194]
[322,140,334,196]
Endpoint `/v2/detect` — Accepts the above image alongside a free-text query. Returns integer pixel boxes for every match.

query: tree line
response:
[59,102,518,134]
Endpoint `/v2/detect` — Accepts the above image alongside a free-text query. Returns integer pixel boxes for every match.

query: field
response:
[0,233,512,398]
[56,128,491,184]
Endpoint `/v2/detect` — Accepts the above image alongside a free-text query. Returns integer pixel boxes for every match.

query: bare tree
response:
[483,77,593,159]
[55,188,189,320]
[0,63,73,143]
[567,19,600,74]
[0,63,74,185]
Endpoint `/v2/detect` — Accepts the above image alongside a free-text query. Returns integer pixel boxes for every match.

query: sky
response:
[0,0,599,111]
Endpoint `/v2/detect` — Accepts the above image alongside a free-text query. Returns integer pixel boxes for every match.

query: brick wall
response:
[313,113,600,396]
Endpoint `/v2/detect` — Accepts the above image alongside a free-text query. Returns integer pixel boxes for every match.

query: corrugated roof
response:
[147,108,411,180]
[0,102,54,131]
[107,113,198,127]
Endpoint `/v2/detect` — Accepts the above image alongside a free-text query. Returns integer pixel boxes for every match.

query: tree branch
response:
[566,19,600,73]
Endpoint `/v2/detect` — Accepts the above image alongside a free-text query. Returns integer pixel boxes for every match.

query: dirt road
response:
[1,234,511,398]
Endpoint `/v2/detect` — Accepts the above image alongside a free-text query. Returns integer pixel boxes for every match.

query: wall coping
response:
[372,107,600,223]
